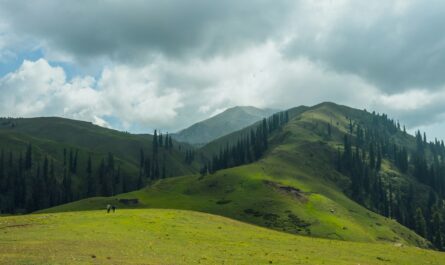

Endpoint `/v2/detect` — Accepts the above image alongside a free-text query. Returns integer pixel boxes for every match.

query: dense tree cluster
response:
[336,112,445,250]
[0,146,127,213]
[207,111,289,174]
[137,130,174,188]
[184,149,195,164]
[0,128,183,214]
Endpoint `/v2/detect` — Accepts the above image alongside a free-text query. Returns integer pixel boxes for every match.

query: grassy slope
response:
[42,103,430,248]
[1,209,444,265]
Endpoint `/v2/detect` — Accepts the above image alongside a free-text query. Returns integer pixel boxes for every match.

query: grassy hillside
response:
[1,209,444,265]
[12,101,445,257]
[172,106,277,146]
[42,103,432,248]
[44,160,428,247]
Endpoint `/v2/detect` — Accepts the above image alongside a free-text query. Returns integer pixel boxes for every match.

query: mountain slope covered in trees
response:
[172,106,277,146]
[0,117,196,213]
[43,102,445,249]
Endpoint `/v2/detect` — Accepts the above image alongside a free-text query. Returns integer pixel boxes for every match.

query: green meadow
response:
[1,209,444,265]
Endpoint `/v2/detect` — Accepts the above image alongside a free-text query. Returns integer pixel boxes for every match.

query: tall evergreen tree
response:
[432,210,444,250]
[86,155,94,196]
[73,150,78,174]
[25,143,32,170]
[376,145,382,171]
[152,130,158,156]
[0,149,4,187]
[414,208,428,238]
[140,148,144,169]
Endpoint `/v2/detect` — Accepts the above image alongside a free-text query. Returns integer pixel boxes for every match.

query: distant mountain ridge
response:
[172,106,278,145]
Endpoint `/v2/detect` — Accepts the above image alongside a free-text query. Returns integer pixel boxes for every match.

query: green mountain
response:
[172,106,277,146]
[3,209,444,265]
[42,102,443,249]
[0,117,196,213]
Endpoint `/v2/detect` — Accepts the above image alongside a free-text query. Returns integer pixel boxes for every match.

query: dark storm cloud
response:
[285,0,445,92]
[0,0,294,62]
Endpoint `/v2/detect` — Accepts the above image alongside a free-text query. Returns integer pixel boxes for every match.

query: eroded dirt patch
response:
[265,180,309,202]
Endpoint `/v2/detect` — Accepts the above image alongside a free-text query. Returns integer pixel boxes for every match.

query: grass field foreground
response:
[1,209,444,265]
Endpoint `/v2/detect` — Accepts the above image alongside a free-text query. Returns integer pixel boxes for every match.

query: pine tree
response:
[69,149,73,173]
[73,150,78,174]
[349,118,353,134]
[159,132,164,147]
[105,153,115,196]
[162,160,166,179]
[154,161,160,179]
[369,143,375,169]
[152,130,158,156]
[61,169,71,203]
[414,208,427,238]
[376,145,382,171]
[25,143,32,170]
[86,155,94,196]
[0,149,4,189]
[115,165,121,194]
[262,118,268,150]
[140,148,144,169]
[98,159,106,196]
[49,159,57,206]
[432,210,444,250]
[40,156,49,208]
[144,157,151,179]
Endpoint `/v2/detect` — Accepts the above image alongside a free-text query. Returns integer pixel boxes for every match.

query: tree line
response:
[203,111,289,174]
[0,130,180,214]
[0,145,130,213]
[336,111,445,250]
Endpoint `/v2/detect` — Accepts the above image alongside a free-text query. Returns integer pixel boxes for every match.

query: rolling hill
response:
[42,102,439,249]
[0,117,196,213]
[2,209,444,265]
[172,106,277,146]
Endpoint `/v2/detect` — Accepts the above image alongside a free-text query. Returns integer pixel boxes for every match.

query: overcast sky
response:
[1,0,445,140]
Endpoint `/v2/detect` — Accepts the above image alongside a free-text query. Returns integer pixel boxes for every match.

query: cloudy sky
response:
[1,0,445,139]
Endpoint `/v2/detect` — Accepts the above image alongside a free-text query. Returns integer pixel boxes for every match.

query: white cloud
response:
[0,43,382,131]
[97,64,183,129]
[0,59,100,120]
[0,59,184,130]
[378,90,433,111]
[371,87,445,132]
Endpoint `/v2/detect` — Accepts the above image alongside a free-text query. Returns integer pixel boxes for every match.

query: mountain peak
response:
[172,106,278,145]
